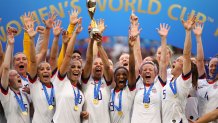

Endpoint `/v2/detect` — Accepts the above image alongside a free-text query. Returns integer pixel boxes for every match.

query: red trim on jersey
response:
[199,73,206,79]
[208,80,216,84]
[0,83,8,95]
[57,71,66,81]
[81,72,90,84]
[182,71,192,80]
[51,68,57,78]
[72,83,77,87]
[27,73,37,83]
[44,83,52,88]
[115,89,120,93]
[158,76,166,87]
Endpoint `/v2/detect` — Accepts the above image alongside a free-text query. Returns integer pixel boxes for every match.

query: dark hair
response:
[114,66,129,77]
[191,62,198,90]
[73,50,82,56]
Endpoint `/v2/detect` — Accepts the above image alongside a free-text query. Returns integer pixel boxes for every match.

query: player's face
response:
[156,47,171,63]
[37,62,52,84]
[92,58,103,80]
[141,64,156,84]
[9,70,22,89]
[119,54,129,67]
[115,68,128,90]
[68,60,82,82]
[171,56,183,76]
[13,53,28,75]
[209,58,218,76]
[72,53,82,63]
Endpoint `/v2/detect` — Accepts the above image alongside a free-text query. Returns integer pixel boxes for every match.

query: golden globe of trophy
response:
[87,0,100,38]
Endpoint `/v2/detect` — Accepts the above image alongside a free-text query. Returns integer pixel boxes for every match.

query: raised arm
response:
[24,19,37,78]
[156,23,170,82]
[59,21,83,75]
[49,20,62,72]
[0,40,4,76]
[128,25,137,87]
[1,27,15,89]
[95,34,113,82]
[36,12,56,63]
[82,29,95,80]
[181,15,196,75]
[193,23,205,77]
[130,11,142,71]
[57,9,81,69]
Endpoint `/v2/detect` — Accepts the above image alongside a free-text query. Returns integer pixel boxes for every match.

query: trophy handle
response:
[91,19,97,28]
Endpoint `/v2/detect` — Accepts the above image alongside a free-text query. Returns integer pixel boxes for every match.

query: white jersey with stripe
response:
[162,73,192,123]
[109,85,136,123]
[81,76,111,123]
[53,72,85,123]
[185,87,199,120]
[131,76,164,123]
[0,87,30,123]
[28,76,55,123]
[196,78,208,117]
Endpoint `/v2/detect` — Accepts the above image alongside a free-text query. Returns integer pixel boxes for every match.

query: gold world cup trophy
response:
[87,0,100,38]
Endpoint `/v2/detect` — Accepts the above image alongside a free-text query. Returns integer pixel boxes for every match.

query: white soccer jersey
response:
[109,85,136,123]
[27,76,55,123]
[81,76,111,123]
[162,73,192,123]
[200,79,218,123]
[131,76,164,123]
[0,87,30,123]
[185,87,199,120]
[196,78,208,117]
[52,72,85,123]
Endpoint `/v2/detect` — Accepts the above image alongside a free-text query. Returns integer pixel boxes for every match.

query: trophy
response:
[87,0,100,38]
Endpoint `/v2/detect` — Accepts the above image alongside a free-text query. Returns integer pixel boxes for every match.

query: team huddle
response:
[0,9,218,123]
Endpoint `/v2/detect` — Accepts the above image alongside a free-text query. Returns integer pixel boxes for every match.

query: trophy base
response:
[90,28,100,38]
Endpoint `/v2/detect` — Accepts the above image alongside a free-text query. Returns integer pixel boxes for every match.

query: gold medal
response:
[22,111,28,116]
[74,105,79,111]
[144,103,149,108]
[93,99,99,105]
[118,111,123,116]
[174,94,178,98]
[48,105,54,110]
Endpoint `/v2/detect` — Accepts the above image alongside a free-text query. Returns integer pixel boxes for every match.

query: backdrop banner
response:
[0,0,217,58]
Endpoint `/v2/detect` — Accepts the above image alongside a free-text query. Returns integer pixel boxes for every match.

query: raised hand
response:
[128,22,142,41]
[130,10,138,25]
[68,9,81,25]
[156,23,170,38]
[22,12,35,30]
[181,14,196,31]
[24,22,37,38]
[7,27,17,44]
[42,12,56,29]
[36,26,45,34]
[193,22,203,36]
[62,30,70,44]
[97,19,106,34]
[53,20,62,37]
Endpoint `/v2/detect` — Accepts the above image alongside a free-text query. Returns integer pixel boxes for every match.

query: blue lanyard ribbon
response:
[170,79,177,95]
[111,89,123,111]
[14,91,26,112]
[73,86,80,106]
[42,83,54,106]
[94,79,101,99]
[20,75,28,83]
[143,83,154,103]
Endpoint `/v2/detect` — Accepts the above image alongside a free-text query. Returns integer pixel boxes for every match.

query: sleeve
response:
[57,24,75,69]
[0,83,10,103]
[177,71,192,97]
[23,32,31,72]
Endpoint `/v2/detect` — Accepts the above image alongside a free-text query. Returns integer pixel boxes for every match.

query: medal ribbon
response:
[14,91,26,112]
[42,83,54,106]
[73,86,80,106]
[170,79,177,96]
[94,79,101,99]
[143,83,154,103]
[111,89,123,111]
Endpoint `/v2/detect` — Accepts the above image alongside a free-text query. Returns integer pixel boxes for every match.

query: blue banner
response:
[0,0,217,58]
